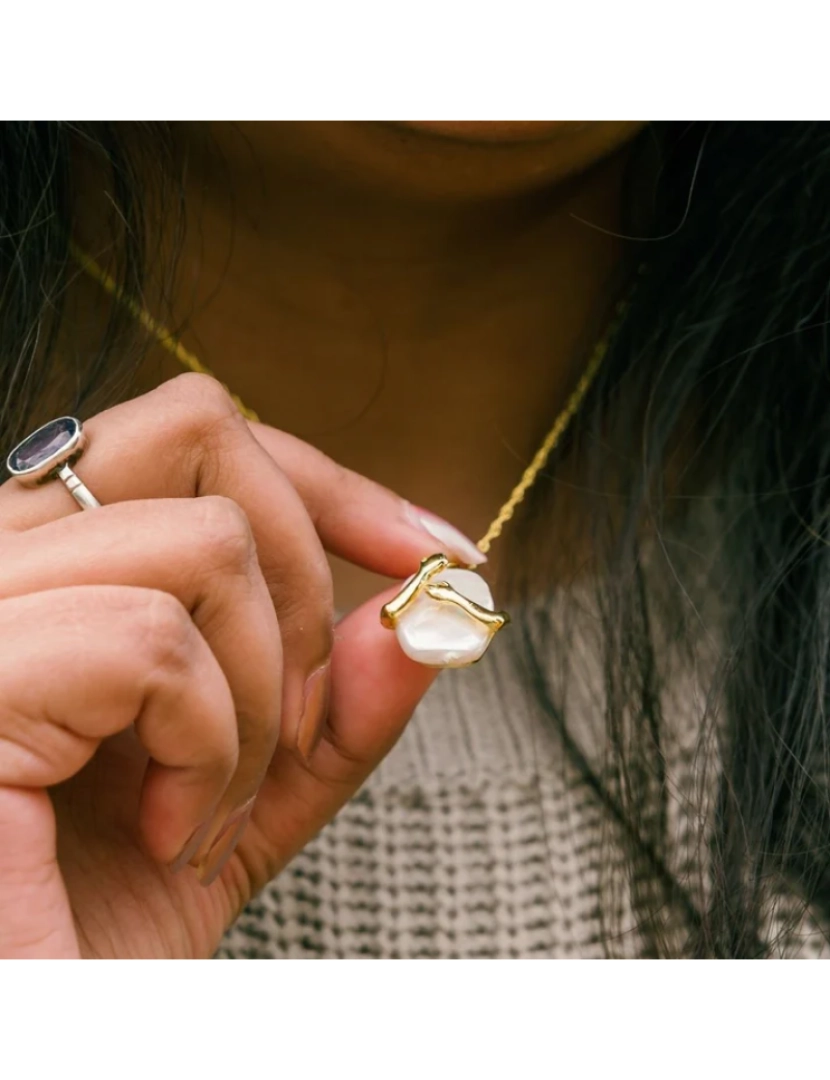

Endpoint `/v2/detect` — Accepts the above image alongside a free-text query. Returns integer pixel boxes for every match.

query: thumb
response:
[247,585,439,874]
[324,583,441,767]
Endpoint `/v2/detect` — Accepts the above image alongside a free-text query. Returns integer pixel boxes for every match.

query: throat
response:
[137,132,634,609]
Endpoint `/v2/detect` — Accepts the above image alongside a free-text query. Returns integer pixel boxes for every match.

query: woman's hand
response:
[0,373,467,958]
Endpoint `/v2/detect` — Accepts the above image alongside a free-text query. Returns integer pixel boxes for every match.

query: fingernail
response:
[192,796,257,888]
[168,815,215,875]
[403,503,487,566]
[297,663,330,761]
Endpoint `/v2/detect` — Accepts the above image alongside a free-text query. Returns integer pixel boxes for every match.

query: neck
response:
[145,124,636,604]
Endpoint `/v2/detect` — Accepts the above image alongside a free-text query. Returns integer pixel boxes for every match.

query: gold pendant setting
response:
[381,554,509,668]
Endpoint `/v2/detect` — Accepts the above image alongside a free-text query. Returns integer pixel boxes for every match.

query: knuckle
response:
[165,372,242,441]
[138,590,196,678]
[166,371,236,415]
[270,549,334,626]
[312,459,379,534]
[326,459,357,498]
[190,495,255,575]
[162,374,247,494]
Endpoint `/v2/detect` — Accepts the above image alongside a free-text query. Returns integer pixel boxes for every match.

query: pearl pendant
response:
[380,554,509,668]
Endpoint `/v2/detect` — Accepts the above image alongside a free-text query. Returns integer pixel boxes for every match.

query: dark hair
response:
[3,120,829,957]
[0,121,180,441]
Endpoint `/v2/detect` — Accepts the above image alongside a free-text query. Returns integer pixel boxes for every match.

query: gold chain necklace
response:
[73,244,624,669]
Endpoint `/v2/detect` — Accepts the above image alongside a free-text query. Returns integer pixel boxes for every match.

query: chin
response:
[228,121,647,204]
[396,121,581,145]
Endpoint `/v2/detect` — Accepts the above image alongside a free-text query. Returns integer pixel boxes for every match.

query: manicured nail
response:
[168,816,215,875]
[192,796,257,888]
[403,503,487,566]
[297,663,331,761]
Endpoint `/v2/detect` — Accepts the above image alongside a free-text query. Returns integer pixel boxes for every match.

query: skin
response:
[141,120,646,604]
[0,375,450,956]
[0,121,645,958]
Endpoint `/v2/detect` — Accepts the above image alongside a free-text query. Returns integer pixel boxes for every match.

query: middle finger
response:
[0,373,334,753]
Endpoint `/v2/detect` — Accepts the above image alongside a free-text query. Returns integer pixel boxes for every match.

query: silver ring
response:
[6,416,101,510]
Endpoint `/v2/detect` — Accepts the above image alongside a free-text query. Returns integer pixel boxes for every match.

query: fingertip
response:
[139,761,223,868]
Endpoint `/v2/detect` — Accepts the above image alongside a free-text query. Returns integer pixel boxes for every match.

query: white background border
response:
[3,1,829,119]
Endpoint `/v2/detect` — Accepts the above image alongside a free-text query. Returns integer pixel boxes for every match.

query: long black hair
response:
[3,120,829,957]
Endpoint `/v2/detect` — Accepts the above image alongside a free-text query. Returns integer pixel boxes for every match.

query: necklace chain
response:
[73,243,622,556]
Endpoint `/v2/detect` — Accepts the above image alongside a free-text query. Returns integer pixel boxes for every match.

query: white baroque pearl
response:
[394,568,495,668]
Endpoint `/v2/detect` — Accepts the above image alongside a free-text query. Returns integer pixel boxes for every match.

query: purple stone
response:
[8,416,80,475]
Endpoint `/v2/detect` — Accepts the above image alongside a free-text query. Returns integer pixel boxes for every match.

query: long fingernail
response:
[192,796,257,888]
[297,663,331,761]
[403,503,487,566]
[168,816,215,875]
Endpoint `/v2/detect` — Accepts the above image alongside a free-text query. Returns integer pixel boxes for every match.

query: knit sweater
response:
[218,561,830,960]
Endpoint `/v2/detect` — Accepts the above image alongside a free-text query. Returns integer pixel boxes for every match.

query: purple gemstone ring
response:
[6,416,100,510]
